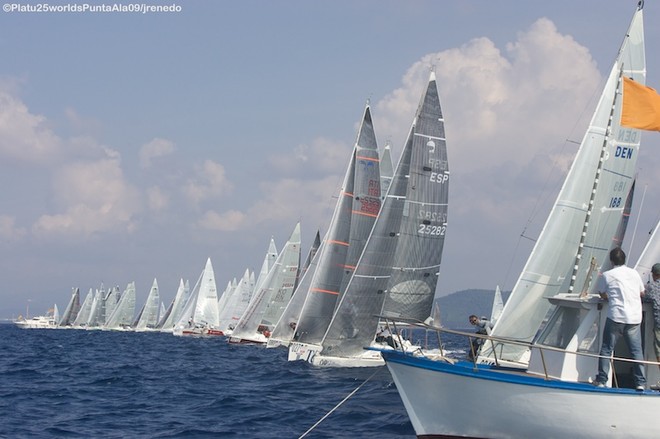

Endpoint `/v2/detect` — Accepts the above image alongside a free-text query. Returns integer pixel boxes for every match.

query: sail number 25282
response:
[418,224,446,235]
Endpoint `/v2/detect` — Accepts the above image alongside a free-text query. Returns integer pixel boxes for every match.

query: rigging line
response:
[298,368,380,439]
[627,182,647,257]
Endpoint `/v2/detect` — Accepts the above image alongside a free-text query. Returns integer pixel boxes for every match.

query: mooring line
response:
[298,368,380,439]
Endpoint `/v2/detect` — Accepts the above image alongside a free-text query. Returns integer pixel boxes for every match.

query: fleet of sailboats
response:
[13,3,660,436]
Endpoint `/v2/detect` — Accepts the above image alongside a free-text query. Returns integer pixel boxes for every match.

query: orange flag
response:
[621,76,660,131]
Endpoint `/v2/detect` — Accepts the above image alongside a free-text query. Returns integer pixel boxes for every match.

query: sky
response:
[1,0,660,319]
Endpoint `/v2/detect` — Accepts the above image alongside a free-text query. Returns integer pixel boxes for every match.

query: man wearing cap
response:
[643,263,660,390]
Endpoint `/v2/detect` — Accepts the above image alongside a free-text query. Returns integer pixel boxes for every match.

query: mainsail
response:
[58,287,81,327]
[319,71,448,359]
[293,104,381,345]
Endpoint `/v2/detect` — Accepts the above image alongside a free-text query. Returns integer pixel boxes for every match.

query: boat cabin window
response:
[536,307,582,349]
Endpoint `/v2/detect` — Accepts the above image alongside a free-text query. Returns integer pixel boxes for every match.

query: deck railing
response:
[379,316,660,387]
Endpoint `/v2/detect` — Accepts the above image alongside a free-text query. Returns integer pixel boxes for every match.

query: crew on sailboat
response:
[594,248,646,390]
[468,315,492,360]
[643,263,660,390]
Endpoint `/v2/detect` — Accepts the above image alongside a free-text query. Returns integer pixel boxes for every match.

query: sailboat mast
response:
[568,68,624,295]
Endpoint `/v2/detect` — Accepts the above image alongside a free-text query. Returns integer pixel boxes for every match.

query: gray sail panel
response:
[106,281,136,329]
[293,149,356,344]
[59,287,81,326]
[338,105,382,303]
[73,288,94,326]
[232,223,301,339]
[268,239,325,346]
[382,75,448,321]
[320,131,413,357]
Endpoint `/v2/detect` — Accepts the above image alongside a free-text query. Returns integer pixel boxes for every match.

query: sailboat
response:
[72,288,94,328]
[292,71,449,367]
[267,231,323,348]
[104,281,137,330]
[289,102,382,357]
[134,278,161,331]
[216,268,252,335]
[173,258,220,336]
[229,223,302,344]
[378,4,660,437]
[58,287,81,327]
[158,279,190,332]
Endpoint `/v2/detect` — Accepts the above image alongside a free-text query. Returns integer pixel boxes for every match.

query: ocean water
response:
[0,324,466,438]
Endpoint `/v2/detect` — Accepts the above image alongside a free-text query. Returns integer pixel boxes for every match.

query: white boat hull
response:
[381,350,660,438]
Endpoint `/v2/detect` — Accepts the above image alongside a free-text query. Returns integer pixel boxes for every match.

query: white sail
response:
[490,286,504,325]
[379,143,394,198]
[158,278,190,332]
[135,278,161,331]
[231,223,302,343]
[86,285,106,328]
[268,237,325,348]
[253,238,278,294]
[635,219,660,281]
[105,281,137,330]
[72,288,94,327]
[218,269,251,333]
[485,5,645,365]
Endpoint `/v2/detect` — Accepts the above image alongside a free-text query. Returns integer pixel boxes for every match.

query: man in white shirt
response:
[594,248,646,390]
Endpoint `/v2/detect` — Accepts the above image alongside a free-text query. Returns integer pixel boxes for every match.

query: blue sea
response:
[0,324,466,438]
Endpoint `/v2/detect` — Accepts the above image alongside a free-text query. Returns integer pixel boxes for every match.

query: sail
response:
[254,238,278,294]
[104,286,120,325]
[218,269,251,332]
[490,286,504,325]
[158,279,190,331]
[173,272,204,334]
[135,278,161,330]
[268,239,326,347]
[294,229,321,293]
[58,288,81,326]
[486,5,645,363]
[231,223,302,341]
[52,304,60,325]
[294,104,381,345]
[380,143,394,198]
[73,288,94,327]
[635,219,660,281]
[321,72,448,358]
[86,285,106,328]
[105,281,137,329]
[193,258,220,327]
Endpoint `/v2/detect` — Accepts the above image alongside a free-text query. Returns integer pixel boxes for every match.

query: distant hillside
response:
[436,289,511,329]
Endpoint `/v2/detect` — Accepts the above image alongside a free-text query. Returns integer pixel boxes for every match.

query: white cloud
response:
[0,215,27,242]
[140,138,175,169]
[0,90,62,163]
[146,186,169,211]
[269,137,351,177]
[376,18,601,176]
[197,210,247,232]
[183,159,233,205]
[32,157,141,237]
